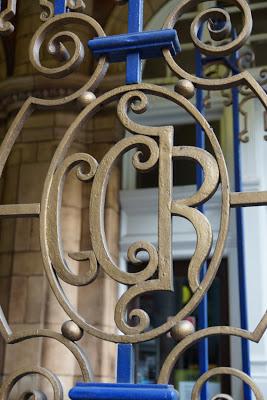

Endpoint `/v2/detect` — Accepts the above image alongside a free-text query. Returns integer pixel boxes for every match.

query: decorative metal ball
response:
[174,79,195,99]
[78,91,96,106]
[61,320,84,342]
[170,320,195,341]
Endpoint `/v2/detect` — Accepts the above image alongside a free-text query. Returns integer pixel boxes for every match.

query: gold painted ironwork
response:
[237,68,267,142]
[0,0,267,399]
[40,0,54,21]
[0,0,16,34]
[40,0,86,21]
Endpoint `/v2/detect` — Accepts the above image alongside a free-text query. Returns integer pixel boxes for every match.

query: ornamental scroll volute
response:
[1,0,267,399]
[0,0,16,34]
[41,83,229,343]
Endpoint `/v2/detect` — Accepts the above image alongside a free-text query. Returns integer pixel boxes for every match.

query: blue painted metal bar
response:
[69,383,179,400]
[116,344,134,384]
[231,40,252,399]
[195,31,208,400]
[88,30,180,63]
[69,344,179,400]
[128,0,143,33]
[126,0,143,84]
[54,0,67,15]
[88,0,180,84]
[126,53,141,84]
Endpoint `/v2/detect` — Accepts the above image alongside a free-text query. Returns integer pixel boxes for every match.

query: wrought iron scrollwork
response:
[0,0,17,34]
[35,82,229,344]
[158,313,267,399]
[40,0,86,21]
[40,0,54,21]
[0,0,267,399]
[29,13,108,97]
[162,0,253,89]
[0,305,92,399]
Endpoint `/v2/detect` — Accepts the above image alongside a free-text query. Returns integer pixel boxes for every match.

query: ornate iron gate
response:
[0,0,267,399]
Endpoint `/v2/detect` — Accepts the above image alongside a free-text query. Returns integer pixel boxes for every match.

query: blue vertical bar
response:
[195,37,208,400]
[128,0,143,33]
[231,39,251,398]
[116,344,134,384]
[126,0,143,84]
[54,0,67,15]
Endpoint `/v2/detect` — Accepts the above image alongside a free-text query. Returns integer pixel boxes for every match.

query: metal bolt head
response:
[61,320,84,342]
[174,79,195,99]
[170,320,195,341]
[78,91,96,106]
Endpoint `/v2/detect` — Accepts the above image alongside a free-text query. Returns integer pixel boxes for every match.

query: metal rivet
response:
[77,91,96,106]
[174,79,195,99]
[61,320,84,342]
[170,320,195,341]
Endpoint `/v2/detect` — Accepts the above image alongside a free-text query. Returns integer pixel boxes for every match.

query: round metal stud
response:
[174,79,195,99]
[170,320,195,341]
[78,91,96,107]
[61,320,84,342]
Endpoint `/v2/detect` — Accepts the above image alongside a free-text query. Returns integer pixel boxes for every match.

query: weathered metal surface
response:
[41,0,86,20]
[0,0,266,399]
[0,0,16,34]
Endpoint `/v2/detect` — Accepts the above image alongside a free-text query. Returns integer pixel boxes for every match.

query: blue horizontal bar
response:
[88,29,180,63]
[72,383,173,389]
[69,383,179,400]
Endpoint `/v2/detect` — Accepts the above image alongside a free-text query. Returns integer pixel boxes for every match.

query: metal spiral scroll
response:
[0,306,92,399]
[40,1,86,21]
[0,0,267,399]
[29,13,108,100]
[0,0,17,35]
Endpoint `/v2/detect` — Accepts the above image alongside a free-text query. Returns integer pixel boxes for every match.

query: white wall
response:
[119,94,267,398]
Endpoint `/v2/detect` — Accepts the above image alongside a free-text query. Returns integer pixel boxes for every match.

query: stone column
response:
[0,0,121,398]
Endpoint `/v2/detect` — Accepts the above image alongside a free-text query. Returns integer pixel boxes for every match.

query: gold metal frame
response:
[0,0,17,35]
[0,1,267,398]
